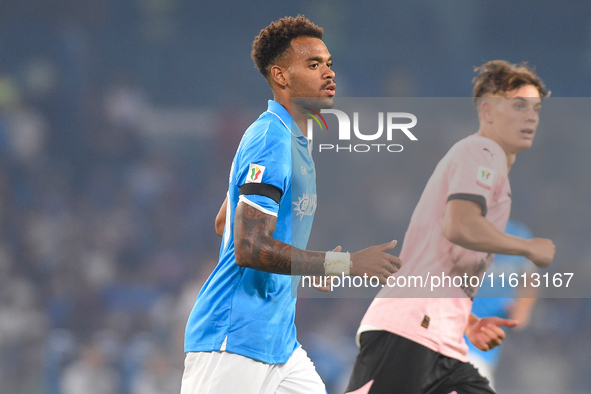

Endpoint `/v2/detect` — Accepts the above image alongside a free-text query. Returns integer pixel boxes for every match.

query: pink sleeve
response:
[446,143,500,214]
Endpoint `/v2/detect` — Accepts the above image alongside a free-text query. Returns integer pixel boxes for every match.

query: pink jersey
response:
[359,133,512,362]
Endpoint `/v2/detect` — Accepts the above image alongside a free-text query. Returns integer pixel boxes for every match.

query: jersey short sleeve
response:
[446,138,504,216]
[234,122,291,216]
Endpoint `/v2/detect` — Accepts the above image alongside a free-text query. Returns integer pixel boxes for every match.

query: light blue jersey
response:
[467,219,534,364]
[184,100,317,364]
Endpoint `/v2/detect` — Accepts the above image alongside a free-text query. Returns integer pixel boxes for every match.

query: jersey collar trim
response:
[266,100,305,139]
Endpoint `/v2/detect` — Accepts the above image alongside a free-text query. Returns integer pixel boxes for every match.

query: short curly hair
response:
[472,60,548,102]
[251,15,323,78]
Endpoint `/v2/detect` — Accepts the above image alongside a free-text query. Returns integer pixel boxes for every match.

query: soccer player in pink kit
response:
[345,60,556,394]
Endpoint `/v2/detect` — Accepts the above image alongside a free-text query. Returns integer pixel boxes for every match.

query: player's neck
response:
[478,128,516,172]
[506,153,516,173]
[273,95,309,138]
[290,108,310,138]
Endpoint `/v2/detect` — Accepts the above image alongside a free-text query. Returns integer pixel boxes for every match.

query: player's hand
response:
[310,276,332,292]
[350,240,401,284]
[465,316,518,351]
[524,238,555,268]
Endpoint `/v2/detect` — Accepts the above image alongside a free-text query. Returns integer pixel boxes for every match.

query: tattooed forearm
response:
[234,202,325,275]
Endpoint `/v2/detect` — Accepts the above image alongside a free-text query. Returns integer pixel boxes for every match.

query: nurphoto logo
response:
[306,108,418,153]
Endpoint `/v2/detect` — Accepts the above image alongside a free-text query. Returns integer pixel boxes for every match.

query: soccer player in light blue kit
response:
[467,219,539,388]
[180,16,401,394]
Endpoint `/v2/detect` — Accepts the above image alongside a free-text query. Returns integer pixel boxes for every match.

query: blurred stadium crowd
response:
[0,1,591,393]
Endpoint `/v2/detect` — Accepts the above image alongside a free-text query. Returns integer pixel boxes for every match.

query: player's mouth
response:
[520,128,535,138]
[323,82,336,96]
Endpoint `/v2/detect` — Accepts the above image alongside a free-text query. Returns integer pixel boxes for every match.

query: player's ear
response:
[270,65,288,88]
[479,99,494,123]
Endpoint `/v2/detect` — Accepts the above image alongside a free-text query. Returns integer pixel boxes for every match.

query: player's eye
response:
[310,63,319,69]
[327,62,333,69]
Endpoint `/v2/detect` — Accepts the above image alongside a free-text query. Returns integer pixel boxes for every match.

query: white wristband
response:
[324,251,352,276]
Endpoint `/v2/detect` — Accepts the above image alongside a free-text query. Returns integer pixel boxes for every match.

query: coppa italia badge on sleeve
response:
[246,163,265,183]
[476,166,494,190]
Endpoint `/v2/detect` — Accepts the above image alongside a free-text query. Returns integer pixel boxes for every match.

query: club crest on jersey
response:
[246,163,265,183]
[476,166,494,190]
